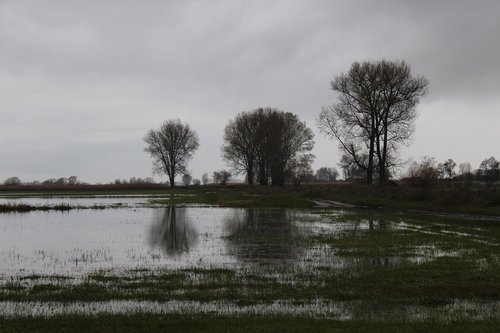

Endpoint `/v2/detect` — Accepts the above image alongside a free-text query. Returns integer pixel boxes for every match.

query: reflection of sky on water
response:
[0,204,490,277]
[0,207,246,275]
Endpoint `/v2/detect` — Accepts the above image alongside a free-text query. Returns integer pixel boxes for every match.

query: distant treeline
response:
[0,183,169,192]
[2,176,160,187]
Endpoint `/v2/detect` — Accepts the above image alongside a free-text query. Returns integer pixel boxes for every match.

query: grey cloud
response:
[1,0,499,182]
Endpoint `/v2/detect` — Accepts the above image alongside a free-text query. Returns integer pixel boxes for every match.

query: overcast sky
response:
[1,0,499,183]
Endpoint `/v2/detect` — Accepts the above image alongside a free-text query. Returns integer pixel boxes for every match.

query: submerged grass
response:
[0,203,108,212]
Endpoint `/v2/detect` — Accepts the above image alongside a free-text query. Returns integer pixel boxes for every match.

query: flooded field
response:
[0,194,190,207]
[1,195,499,327]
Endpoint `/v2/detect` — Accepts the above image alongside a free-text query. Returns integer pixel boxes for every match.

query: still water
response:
[0,206,324,275]
[0,194,188,207]
[0,200,496,277]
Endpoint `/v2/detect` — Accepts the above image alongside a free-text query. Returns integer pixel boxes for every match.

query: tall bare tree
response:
[267,110,315,186]
[318,60,428,184]
[222,107,314,187]
[144,119,199,188]
[222,111,259,184]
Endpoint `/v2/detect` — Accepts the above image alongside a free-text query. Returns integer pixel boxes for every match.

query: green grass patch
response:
[1,314,499,333]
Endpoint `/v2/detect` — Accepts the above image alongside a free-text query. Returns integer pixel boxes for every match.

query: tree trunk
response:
[258,162,268,185]
[379,119,389,183]
[367,138,374,185]
[247,161,254,185]
[271,163,285,187]
[366,116,376,185]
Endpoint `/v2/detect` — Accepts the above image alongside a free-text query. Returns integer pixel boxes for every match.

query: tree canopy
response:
[222,107,314,186]
[318,60,428,184]
[144,119,199,188]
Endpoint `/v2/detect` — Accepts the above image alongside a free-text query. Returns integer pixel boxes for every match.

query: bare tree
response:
[68,176,79,185]
[458,162,473,186]
[4,177,21,186]
[437,159,456,186]
[223,107,314,187]
[316,167,339,182]
[479,157,499,188]
[267,110,314,186]
[222,111,259,184]
[287,154,315,187]
[318,60,428,184]
[201,173,209,185]
[55,177,68,185]
[144,119,199,188]
[458,162,472,177]
[405,156,439,186]
[182,173,192,187]
[213,170,231,185]
[339,153,367,182]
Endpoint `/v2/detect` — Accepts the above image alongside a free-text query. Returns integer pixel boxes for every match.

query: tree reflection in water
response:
[148,206,198,258]
[225,209,299,261]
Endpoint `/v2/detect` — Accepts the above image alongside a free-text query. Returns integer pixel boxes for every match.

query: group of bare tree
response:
[3,176,81,186]
[318,60,428,184]
[143,60,497,189]
[222,107,314,187]
[114,177,155,185]
[406,156,499,188]
[315,167,339,182]
[143,109,314,188]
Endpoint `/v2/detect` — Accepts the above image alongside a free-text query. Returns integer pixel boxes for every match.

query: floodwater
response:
[1,197,499,321]
[0,201,497,276]
[0,194,189,207]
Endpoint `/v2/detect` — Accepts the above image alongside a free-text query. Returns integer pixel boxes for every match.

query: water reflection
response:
[225,209,299,261]
[148,207,198,258]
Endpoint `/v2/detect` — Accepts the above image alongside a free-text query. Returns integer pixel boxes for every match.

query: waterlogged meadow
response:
[1,194,499,332]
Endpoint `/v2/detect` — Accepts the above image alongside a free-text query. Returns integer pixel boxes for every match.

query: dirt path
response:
[310,199,367,209]
[311,199,500,222]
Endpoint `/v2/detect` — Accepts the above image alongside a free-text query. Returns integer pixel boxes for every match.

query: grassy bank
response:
[301,183,500,216]
[1,183,499,216]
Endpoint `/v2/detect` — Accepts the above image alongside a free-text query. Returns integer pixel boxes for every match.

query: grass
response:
[301,183,500,216]
[0,203,109,212]
[1,182,499,215]
[2,315,499,333]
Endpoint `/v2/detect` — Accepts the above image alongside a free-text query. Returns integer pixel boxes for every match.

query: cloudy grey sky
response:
[1,0,499,183]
